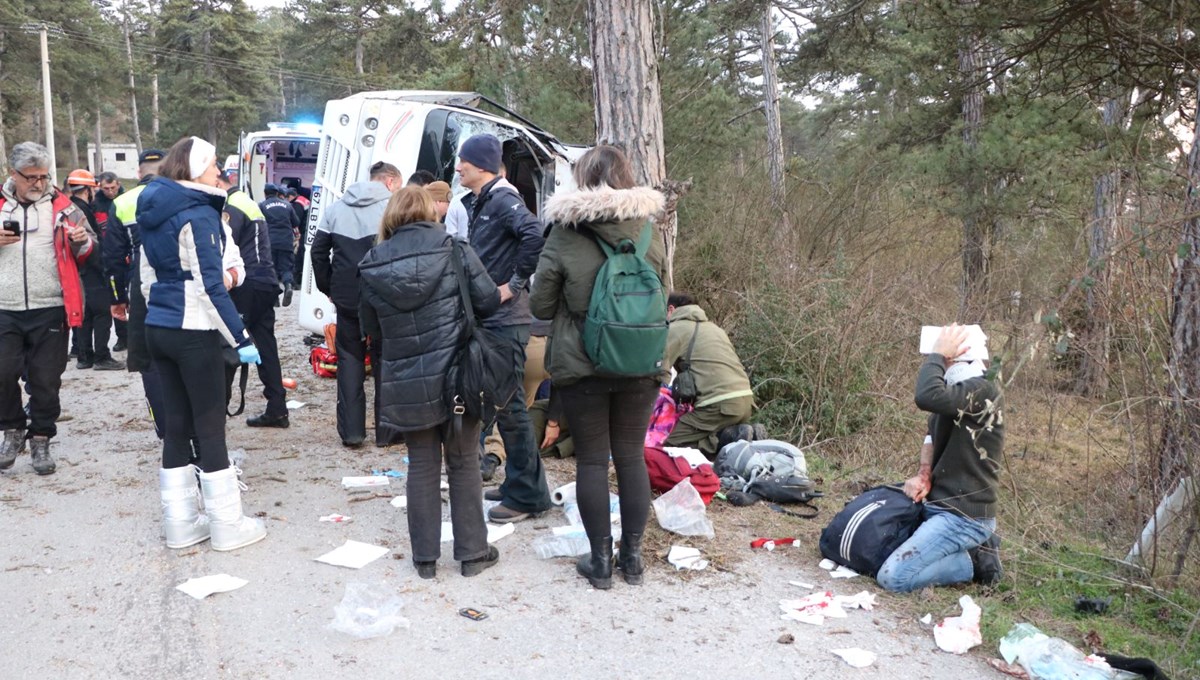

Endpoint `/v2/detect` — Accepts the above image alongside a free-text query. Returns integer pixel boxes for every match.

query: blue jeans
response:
[486,325,551,513]
[876,505,995,593]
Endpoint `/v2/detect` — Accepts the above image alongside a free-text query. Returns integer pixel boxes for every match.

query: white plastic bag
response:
[327,583,410,639]
[934,594,982,654]
[653,478,714,538]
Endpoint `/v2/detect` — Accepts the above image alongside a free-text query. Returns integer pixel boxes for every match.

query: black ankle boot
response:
[617,532,644,585]
[970,534,1002,585]
[576,536,613,590]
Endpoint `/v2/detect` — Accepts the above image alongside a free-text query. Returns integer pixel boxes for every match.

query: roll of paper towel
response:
[552,482,577,506]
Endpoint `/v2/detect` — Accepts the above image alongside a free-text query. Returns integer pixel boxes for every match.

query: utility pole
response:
[22,23,57,184]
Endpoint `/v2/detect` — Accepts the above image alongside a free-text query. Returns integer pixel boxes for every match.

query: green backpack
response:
[582,223,669,377]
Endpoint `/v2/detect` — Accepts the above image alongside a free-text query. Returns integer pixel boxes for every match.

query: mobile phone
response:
[3,220,19,235]
[458,607,488,621]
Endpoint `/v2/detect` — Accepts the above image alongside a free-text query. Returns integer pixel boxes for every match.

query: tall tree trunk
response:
[957,0,988,321]
[1158,80,1200,490]
[1075,95,1123,397]
[588,0,688,288]
[354,25,365,77]
[203,27,216,146]
[760,3,788,239]
[0,30,8,170]
[150,17,159,144]
[93,109,104,172]
[278,47,287,118]
[123,16,143,154]
[66,99,80,168]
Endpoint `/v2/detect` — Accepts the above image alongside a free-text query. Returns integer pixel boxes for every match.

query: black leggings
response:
[145,326,229,472]
[558,377,659,540]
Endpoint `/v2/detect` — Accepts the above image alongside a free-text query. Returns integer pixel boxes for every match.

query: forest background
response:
[0,0,1198,672]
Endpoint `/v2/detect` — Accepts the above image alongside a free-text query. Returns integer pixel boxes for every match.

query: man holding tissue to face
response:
[875,323,1004,592]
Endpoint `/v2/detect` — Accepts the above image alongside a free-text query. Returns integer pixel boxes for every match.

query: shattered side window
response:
[445,112,520,194]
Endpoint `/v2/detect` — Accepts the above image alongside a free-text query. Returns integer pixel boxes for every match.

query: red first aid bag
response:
[310,346,337,378]
[644,446,720,504]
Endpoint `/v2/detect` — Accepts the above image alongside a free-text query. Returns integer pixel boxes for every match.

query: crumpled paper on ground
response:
[667,545,708,571]
[319,514,352,523]
[176,574,248,600]
[390,496,407,509]
[342,476,389,489]
[817,558,860,579]
[934,594,982,654]
[315,540,389,569]
[831,648,877,668]
[441,522,515,544]
[779,590,876,626]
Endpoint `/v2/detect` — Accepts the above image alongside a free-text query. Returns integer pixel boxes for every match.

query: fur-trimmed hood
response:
[543,185,665,226]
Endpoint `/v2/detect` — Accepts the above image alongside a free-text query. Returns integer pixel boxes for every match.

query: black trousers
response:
[334,306,379,446]
[0,307,68,438]
[114,318,127,344]
[231,285,287,417]
[558,376,659,540]
[145,326,229,472]
[273,248,295,287]
[79,283,114,361]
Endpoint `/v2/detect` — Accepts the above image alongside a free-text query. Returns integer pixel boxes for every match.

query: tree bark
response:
[150,16,159,144]
[93,109,104,172]
[1075,95,1123,397]
[66,99,80,168]
[957,0,989,321]
[278,47,287,118]
[123,16,143,154]
[0,30,8,170]
[1158,78,1200,491]
[203,27,216,145]
[760,3,788,239]
[588,0,682,287]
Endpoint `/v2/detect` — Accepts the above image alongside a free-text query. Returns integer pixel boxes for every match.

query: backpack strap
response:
[447,239,475,433]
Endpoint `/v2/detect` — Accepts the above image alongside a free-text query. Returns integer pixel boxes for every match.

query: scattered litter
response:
[176,574,248,600]
[459,607,488,621]
[1074,596,1112,615]
[987,658,1030,678]
[551,482,577,506]
[779,590,875,626]
[342,476,389,489]
[778,633,795,644]
[653,479,714,538]
[788,581,814,589]
[282,378,298,390]
[920,613,933,625]
[327,583,409,639]
[934,595,982,654]
[440,478,449,491]
[315,540,390,569]
[440,522,515,544]
[667,545,709,571]
[402,456,410,464]
[663,446,710,468]
[751,537,797,550]
[228,448,247,467]
[390,496,407,509]
[999,624,1143,679]
[818,558,837,570]
[532,532,590,558]
[285,400,306,409]
[830,565,859,579]
[831,648,877,668]
[371,469,406,478]
[319,514,352,523]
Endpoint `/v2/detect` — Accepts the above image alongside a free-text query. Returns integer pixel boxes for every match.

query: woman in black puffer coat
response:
[359,186,500,580]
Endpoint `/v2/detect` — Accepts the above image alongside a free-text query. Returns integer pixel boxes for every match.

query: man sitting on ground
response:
[662,292,755,456]
[875,323,1004,591]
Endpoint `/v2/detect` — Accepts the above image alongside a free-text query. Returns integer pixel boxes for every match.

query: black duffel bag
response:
[818,484,923,577]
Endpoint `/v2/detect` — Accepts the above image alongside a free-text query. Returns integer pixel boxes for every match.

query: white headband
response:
[188,137,216,180]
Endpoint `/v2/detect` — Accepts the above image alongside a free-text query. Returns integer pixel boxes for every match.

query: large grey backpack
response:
[715,439,807,485]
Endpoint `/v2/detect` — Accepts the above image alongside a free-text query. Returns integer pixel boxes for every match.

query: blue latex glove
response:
[237,344,262,365]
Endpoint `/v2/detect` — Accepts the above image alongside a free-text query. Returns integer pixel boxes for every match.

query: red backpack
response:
[645,446,720,505]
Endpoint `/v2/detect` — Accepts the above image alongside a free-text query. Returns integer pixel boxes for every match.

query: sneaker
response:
[76,357,94,370]
[484,488,503,502]
[341,438,364,449]
[281,284,293,307]
[487,504,534,524]
[247,413,290,428]
[0,429,24,470]
[480,453,501,481]
[461,545,499,577]
[29,436,55,475]
[112,340,127,352]
[93,356,125,371]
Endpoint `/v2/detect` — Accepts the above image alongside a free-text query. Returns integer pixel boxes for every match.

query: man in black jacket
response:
[260,183,300,306]
[310,161,402,448]
[457,134,551,523]
[66,171,123,371]
[91,171,126,352]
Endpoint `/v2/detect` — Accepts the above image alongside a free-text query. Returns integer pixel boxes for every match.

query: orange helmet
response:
[66,169,98,187]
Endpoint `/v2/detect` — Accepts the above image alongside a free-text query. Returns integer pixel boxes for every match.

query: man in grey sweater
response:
[876,324,1005,591]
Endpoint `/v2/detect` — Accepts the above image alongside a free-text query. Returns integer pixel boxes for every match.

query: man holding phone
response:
[0,142,96,476]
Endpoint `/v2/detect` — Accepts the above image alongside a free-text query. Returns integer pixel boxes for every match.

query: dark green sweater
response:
[915,355,1004,519]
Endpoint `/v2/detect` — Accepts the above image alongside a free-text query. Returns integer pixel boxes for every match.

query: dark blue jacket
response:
[225,189,276,290]
[467,177,543,328]
[138,177,250,348]
[260,195,299,254]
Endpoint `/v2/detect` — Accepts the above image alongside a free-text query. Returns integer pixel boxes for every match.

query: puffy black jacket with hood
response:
[311,180,392,311]
[359,222,500,432]
[467,177,543,328]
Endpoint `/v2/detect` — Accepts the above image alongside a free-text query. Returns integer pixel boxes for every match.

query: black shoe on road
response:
[112,340,127,352]
[76,358,94,370]
[480,453,501,481]
[93,357,125,371]
[484,488,504,502]
[247,413,290,428]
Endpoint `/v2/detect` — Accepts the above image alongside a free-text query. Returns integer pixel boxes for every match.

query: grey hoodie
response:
[310,180,394,311]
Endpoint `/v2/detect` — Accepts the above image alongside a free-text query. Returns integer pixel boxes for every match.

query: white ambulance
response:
[296,91,589,334]
[237,122,323,201]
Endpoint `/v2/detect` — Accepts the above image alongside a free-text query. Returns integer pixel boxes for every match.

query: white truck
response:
[296,90,589,334]
[237,122,323,201]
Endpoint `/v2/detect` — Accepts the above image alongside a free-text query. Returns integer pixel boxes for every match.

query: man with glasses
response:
[0,142,97,476]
